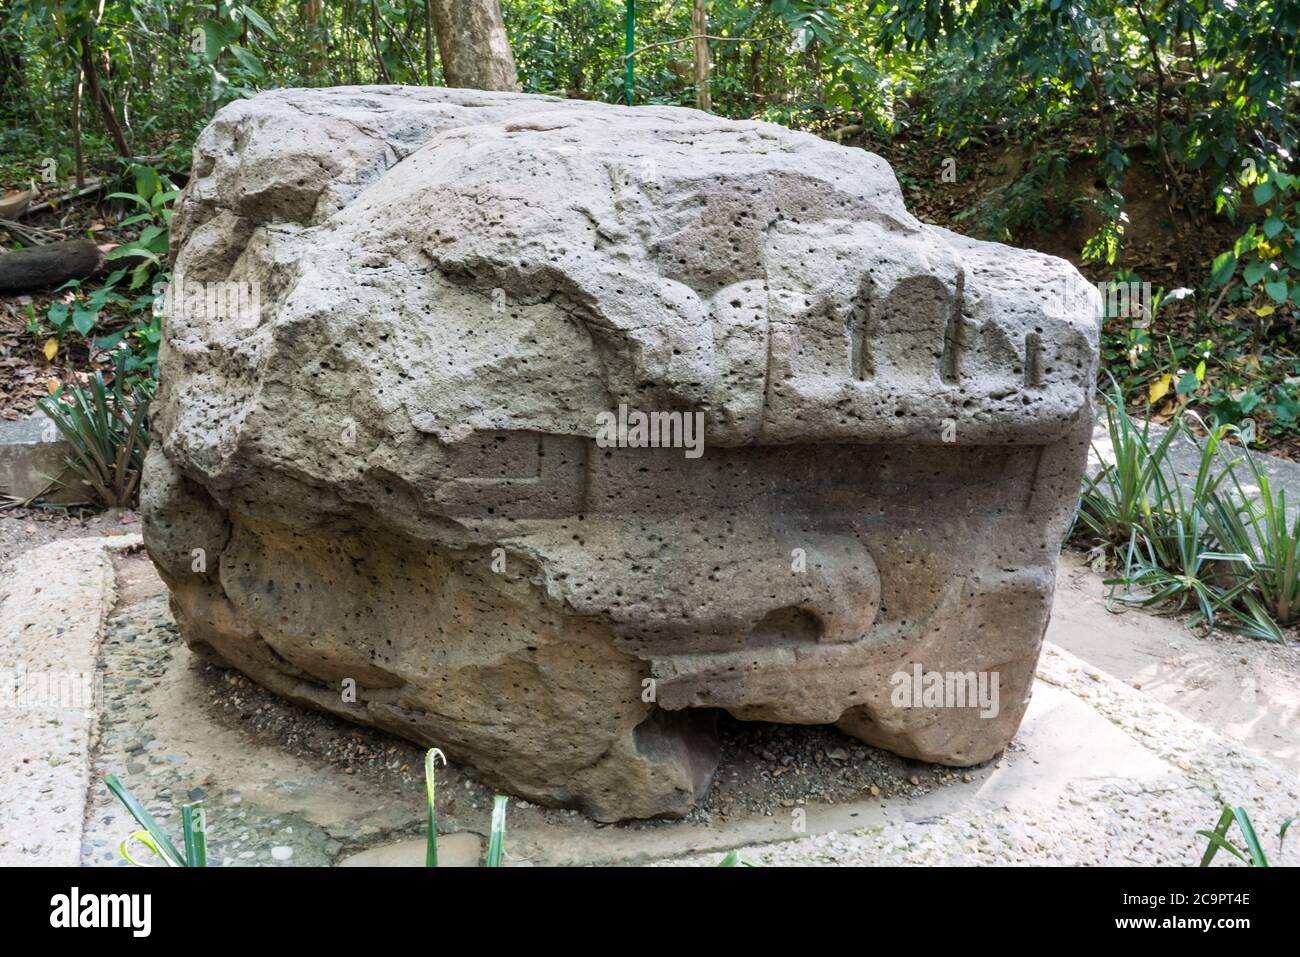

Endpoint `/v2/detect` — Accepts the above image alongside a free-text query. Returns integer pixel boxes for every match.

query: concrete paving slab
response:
[0,535,135,865]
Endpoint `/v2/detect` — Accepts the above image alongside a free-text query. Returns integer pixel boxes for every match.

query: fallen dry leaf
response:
[1148,373,1174,404]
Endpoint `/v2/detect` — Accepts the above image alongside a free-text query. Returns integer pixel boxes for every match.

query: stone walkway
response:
[0,536,129,865]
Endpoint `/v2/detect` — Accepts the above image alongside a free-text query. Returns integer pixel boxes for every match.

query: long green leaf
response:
[181,802,207,868]
[105,773,186,867]
[425,747,445,868]
[485,795,508,867]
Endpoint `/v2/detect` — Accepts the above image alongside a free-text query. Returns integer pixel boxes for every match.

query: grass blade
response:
[1226,805,1269,866]
[181,802,207,868]
[425,748,445,868]
[1199,804,1270,867]
[1280,816,1299,851]
[485,795,508,867]
[105,773,186,867]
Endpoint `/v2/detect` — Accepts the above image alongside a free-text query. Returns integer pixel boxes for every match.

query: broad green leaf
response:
[1254,181,1278,205]
[1210,250,1237,287]
[72,307,96,337]
[239,5,277,38]
[106,191,151,211]
[1243,259,1268,285]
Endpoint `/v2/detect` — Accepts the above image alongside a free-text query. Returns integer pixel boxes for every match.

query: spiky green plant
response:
[1101,414,1238,629]
[1077,394,1296,641]
[37,352,152,507]
[1200,447,1300,641]
[1077,388,1184,548]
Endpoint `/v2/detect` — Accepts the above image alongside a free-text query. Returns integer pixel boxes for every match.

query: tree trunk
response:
[72,61,85,189]
[78,40,130,158]
[429,0,518,91]
[368,0,391,82]
[423,0,435,85]
[692,0,710,111]
[304,0,325,79]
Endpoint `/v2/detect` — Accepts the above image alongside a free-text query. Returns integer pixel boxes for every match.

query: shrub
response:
[1076,390,1297,641]
[36,351,152,508]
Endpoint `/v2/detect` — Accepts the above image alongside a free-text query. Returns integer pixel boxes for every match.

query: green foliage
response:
[1213,164,1300,318]
[1096,261,1300,451]
[1095,409,1235,628]
[106,166,180,287]
[425,746,510,867]
[1077,389,1298,641]
[105,773,205,867]
[881,1,1300,266]
[36,350,152,507]
[45,281,129,341]
[955,148,1073,244]
[485,795,509,868]
[25,162,175,380]
[1201,448,1300,636]
[4,1,1298,276]
[1197,805,1299,867]
[717,849,757,866]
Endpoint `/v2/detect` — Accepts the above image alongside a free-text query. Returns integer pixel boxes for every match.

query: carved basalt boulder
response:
[142,87,1100,821]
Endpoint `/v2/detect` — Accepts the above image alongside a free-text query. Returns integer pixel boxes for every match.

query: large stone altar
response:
[142,86,1099,821]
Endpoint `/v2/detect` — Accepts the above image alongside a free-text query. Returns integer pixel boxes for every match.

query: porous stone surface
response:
[143,86,1100,821]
